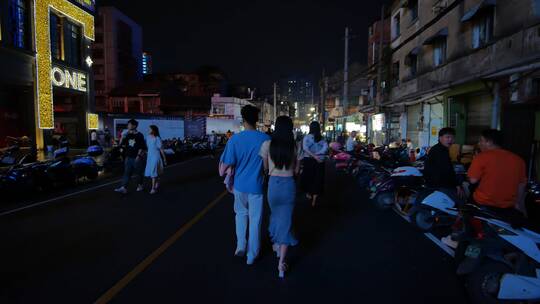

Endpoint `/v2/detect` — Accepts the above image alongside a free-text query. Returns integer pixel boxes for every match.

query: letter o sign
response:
[51,67,65,87]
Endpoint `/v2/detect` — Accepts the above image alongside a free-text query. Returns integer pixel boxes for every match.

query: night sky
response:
[98,0,388,92]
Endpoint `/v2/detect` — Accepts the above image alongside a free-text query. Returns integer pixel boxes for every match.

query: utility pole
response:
[343,27,349,111]
[273,82,277,124]
[319,69,325,125]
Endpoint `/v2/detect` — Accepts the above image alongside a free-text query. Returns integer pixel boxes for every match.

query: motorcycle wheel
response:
[465,261,513,304]
[411,207,435,232]
[374,192,394,211]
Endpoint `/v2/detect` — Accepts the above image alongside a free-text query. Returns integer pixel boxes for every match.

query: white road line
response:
[392,208,455,258]
[0,156,211,217]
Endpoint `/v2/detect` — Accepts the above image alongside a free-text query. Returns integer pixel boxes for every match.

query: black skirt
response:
[301,157,325,195]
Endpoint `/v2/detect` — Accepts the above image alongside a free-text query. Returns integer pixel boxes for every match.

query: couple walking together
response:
[219,105,300,278]
[114,119,167,195]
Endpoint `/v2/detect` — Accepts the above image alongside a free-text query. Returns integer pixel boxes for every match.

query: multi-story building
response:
[373,0,540,165]
[92,6,143,113]
[323,63,369,140]
[278,76,314,124]
[0,0,96,149]
[364,16,392,145]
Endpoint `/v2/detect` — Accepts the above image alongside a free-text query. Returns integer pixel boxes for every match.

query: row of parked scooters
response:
[330,142,540,303]
[0,136,122,197]
[162,136,219,162]
[0,135,218,199]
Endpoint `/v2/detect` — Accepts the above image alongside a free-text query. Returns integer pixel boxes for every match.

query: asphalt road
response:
[0,155,468,303]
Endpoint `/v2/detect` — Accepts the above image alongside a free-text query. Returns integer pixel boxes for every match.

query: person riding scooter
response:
[443,129,528,248]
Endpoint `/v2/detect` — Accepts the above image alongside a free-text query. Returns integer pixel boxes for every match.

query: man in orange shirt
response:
[467,129,527,215]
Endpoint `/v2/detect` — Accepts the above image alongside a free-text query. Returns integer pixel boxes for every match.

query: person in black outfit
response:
[423,127,464,201]
[115,119,147,194]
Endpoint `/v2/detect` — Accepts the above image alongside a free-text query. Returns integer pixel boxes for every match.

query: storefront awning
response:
[461,0,496,22]
[423,28,448,45]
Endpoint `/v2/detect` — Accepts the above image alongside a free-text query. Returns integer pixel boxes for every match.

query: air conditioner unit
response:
[432,0,448,15]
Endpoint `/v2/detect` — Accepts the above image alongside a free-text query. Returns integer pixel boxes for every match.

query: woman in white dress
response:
[145,125,167,194]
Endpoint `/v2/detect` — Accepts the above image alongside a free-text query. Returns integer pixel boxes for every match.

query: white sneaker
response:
[150,189,157,194]
[136,185,144,192]
[114,186,127,194]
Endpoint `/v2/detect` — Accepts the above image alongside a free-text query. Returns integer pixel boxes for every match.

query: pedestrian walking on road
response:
[208,130,217,158]
[301,121,328,207]
[345,131,358,154]
[145,125,167,194]
[219,105,270,265]
[259,116,299,278]
[115,119,147,194]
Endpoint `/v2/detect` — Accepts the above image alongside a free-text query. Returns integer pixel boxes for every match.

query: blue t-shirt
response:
[220,130,270,194]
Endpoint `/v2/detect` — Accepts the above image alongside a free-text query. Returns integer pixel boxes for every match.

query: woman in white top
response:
[259,116,299,278]
[300,121,328,207]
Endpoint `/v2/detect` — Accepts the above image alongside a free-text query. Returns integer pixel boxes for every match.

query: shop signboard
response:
[51,66,88,92]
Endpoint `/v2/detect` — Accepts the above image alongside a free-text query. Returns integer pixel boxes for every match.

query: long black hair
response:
[309,121,322,142]
[149,125,161,138]
[270,116,295,170]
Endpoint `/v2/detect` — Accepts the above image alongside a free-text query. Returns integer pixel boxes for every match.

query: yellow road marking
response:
[95,190,229,304]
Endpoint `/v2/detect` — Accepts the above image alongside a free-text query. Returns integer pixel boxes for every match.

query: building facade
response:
[92,6,143,113]
[278,76,314,125]
[369,0,540,161]
[0,0,96,149]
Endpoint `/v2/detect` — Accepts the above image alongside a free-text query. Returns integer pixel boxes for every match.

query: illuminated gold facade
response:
[34,0,94,130]
[87,113,99,130]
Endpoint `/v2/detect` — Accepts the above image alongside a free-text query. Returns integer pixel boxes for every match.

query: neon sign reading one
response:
[51,67,87,92]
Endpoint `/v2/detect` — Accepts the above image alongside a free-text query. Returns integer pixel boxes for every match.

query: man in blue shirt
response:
[220,105,270,265]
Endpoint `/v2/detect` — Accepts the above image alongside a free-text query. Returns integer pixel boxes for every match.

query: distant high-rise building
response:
[142,52,153,75]
[278,76,314,122]
[92,6,143,112]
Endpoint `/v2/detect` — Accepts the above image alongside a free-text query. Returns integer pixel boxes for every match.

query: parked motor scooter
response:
[0,136,36,170]
[409,164,468,231]
[71,145,104,180]
[370,166,424,211]
[43,143,103,188]
[0,161,47,195]
[452,204,540,303]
